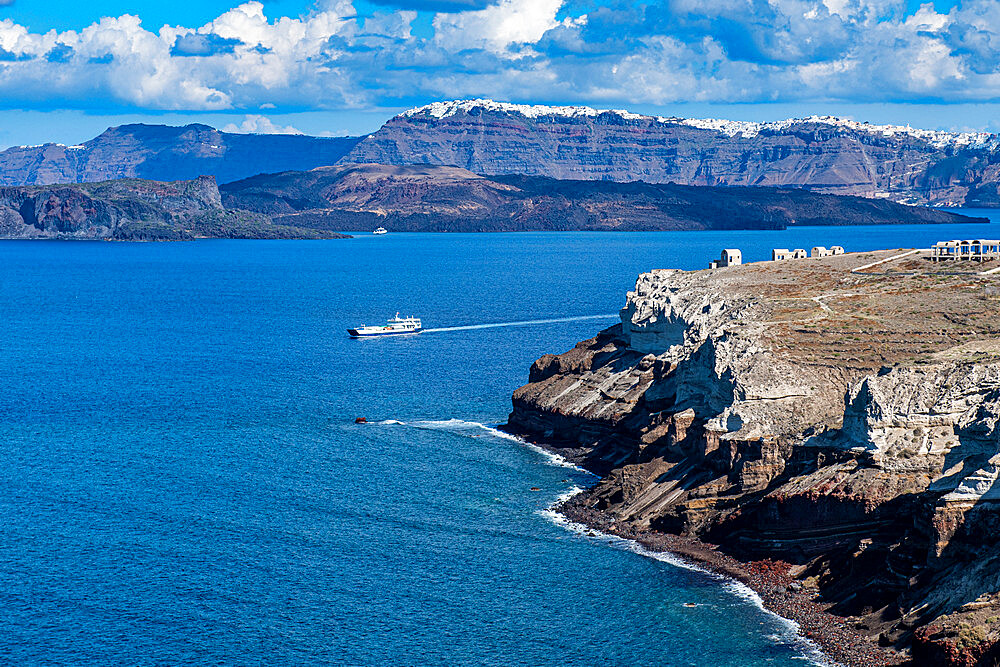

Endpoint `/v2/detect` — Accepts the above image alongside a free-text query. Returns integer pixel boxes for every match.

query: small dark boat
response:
[355,417,368,424]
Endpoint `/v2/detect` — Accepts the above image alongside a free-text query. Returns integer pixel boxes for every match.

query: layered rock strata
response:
[507,250,1000,665]
[347,100,1000,206]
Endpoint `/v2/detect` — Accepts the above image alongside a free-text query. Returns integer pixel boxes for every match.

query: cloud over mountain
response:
[221,114,304,134]
[0,0,998,113]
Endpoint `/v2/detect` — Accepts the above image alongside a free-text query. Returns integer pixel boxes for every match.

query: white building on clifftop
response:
[710,248,742,269]
[931,240,1000,261]
[773,247,825,261]
[721,249,742,266]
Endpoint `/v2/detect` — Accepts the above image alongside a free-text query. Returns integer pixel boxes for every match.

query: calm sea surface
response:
[1,212,996,665]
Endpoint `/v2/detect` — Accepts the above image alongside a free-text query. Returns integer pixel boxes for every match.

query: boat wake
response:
[423,314,618,333]
[538,490,837,667]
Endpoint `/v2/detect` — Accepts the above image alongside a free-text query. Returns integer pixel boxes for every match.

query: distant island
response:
[0,101,995,240]
[0,124,361,187]
[0,176,348,240]
[4,101,1000,209]
[0,166,986,241]
[220,163,985,233]
[349,100,1000,208]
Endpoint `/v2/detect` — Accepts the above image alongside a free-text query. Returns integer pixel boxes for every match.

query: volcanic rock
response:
[506,249,1000,664]
[346,99,1000,207]
[221,163,983,232]
[0,176,346,240]
[0,124,361,186]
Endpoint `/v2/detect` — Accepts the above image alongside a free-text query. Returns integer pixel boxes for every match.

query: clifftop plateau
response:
[346,99,1000,207]
[506,250,1000,666]
[220,163,983,232]
[402,99,998,151]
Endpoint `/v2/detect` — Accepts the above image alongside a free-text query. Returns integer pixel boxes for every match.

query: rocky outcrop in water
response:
[346,99,1000,207]
[0,124,361,186]
[220,163,983,232]
[506,250,1000,665]
[0,176,346,240]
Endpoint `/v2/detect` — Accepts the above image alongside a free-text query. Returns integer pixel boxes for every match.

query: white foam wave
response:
[519,440,587,471]
[538,496,838,667]
[538,494,709,573]
[381,413,834,665]
[377,418,592,472]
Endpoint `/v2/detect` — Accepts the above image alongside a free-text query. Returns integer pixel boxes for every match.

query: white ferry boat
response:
[348,314,422,337]
[373,227,388,235]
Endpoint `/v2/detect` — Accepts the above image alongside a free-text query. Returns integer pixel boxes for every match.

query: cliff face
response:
[0,124,362,186]
[0,176,346,240]
[506,250,1000,664]
[346,100,1000,207]
[6,104,1000,208]
[220,163,983,232]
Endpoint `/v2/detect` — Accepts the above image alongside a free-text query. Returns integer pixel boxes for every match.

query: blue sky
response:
[2,0,999,148]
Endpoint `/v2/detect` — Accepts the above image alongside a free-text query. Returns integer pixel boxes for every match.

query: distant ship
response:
[373,227,388,235]
[348,314,422,337]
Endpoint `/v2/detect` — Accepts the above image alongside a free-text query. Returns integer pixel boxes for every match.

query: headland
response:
[506,246,1000,666]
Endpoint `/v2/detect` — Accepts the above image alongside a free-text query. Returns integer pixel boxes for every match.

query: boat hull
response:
[347,328,423,338]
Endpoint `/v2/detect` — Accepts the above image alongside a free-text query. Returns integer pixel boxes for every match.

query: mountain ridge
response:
[0,124,363,187]
[345,99,1000,207]
[5,102,1000,209]
[401,99,1000,150]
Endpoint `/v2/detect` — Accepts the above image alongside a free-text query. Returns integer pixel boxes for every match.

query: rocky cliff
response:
[346,99,1000,207]
[0,124,361,186]
[7,104,1000,208]
[0,176,345,240]
[220,163,983,232]
[506,250,1000,665]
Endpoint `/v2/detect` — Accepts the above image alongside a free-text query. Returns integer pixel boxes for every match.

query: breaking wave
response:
[538,491,838,667]
[378,418,591,472]
[376,415,832,664]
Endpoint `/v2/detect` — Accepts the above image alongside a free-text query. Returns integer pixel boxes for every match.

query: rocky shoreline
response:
[551,473,907,667]
[504,250,1000,666]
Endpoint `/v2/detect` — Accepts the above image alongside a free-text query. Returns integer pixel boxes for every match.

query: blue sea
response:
[1,213,996,666]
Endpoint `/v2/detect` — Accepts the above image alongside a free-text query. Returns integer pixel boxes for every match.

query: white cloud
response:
[0,0,999,115]
[0,2,359,111]
[433,0,563,53]
[222,114,303,134]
